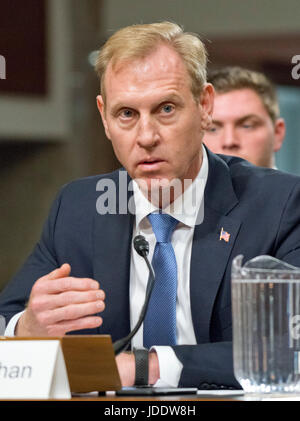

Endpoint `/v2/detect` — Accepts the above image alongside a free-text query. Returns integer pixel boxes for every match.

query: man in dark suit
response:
[1,21,300,389]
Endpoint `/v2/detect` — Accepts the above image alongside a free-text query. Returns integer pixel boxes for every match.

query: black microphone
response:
[113,235,155,355]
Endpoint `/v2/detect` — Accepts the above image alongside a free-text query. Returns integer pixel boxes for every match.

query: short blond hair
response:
[208,66,280,123]
[95,21,207,103]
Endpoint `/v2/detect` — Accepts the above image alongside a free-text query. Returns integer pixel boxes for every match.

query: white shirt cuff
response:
[151,346,183,387]
[4,311,25,336]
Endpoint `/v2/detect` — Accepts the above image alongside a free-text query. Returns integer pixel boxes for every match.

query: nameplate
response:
[0,340,71,399]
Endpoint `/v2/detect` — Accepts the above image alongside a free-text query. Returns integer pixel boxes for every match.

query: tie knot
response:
[147,213,178,243]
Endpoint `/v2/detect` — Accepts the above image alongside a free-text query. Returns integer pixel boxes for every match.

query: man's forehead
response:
[105,44,186,83]
[213,88,270,119]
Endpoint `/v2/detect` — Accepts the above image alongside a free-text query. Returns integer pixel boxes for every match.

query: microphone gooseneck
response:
[113,235,155,355]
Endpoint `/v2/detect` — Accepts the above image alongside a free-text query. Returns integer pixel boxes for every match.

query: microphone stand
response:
[113,236,155,355]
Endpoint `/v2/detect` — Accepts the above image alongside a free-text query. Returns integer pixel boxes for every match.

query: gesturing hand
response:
[16,264,105,336]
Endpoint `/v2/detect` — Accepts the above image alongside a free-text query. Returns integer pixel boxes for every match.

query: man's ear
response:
[273,117,286,152]
[96,95,111,140]
[199,83,215,131]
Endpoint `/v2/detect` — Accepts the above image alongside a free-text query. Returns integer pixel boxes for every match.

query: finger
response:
[32,263,72,294]
[33,289,105,311]
[48,263,71,280]
[38,300,105,325]
[33,276,99,295]
[46,316,103,336]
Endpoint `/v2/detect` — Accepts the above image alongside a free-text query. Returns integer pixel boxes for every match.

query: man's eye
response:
[207,126,217,133]
[241,122,257,129]
[161,104,174,113]
[120,109,133,118]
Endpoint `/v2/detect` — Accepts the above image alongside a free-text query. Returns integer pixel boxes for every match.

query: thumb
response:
[48,263,71,280]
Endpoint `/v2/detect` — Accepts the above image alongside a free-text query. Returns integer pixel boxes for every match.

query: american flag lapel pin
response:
[219,227,230,243]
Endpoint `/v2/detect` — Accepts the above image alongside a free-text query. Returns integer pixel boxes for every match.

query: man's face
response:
[97,44,214,196]
[203,88,285,168]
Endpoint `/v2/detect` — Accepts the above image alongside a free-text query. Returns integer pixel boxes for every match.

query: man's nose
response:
[136,115,159,148]
[221,126,240,150]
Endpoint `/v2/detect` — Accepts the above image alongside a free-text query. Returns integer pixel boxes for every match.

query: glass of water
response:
[231,254,300,394]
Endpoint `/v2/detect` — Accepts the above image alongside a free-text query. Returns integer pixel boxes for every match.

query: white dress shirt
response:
[5,146,209,387]
[130,146,208,386]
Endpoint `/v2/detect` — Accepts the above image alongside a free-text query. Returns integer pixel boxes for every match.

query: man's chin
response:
[135,176,171,192]
[134,176,185,208]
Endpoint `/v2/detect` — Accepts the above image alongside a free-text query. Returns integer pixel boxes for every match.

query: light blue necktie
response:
[143,213,179,348]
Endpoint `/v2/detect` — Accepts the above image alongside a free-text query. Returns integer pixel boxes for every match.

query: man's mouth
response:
[137,158,165,170]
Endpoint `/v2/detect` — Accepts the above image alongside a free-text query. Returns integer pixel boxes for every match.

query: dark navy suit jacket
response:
[1,149,300,389]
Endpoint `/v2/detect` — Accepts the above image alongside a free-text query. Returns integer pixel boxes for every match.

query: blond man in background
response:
[204,66,286,168]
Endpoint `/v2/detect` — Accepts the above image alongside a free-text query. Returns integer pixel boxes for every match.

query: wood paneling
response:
[206,33,300,85]
[0,0,47,96]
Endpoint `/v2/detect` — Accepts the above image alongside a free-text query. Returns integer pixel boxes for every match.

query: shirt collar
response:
[133,145,208,230]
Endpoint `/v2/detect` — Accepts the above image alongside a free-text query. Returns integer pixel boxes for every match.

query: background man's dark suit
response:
[1,148,300,388]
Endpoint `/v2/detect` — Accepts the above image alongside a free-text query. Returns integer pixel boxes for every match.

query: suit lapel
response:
[93,170,134,342]
[190,150,241,343]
